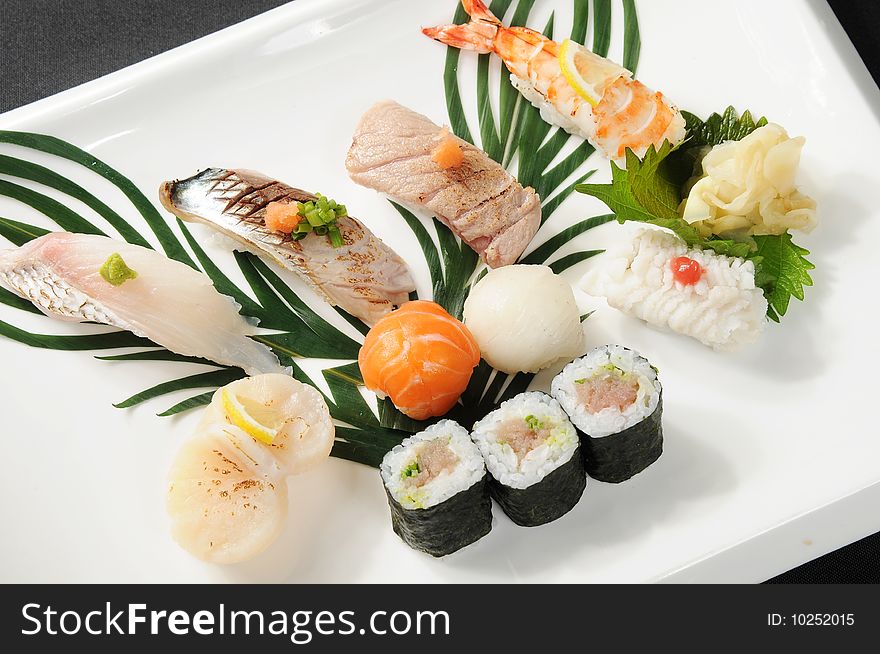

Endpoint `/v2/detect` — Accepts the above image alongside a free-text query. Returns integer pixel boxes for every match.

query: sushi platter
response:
[1,0,880,583]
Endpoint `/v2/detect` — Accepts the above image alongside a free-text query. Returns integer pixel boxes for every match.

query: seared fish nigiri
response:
[0,232,283,375]
[159,169,415,326]
[346,101,541,268]
[424,0,685,160]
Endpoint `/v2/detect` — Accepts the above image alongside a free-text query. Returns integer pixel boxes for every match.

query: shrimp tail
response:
[461,0,502,24]
[422,0,503,54]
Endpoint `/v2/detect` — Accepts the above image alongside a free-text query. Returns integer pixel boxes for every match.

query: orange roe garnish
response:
[432,128,465,170]
[265,201,302,234]
[670,256,703,285]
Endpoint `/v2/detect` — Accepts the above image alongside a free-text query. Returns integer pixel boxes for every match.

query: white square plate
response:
[2,0,879,582]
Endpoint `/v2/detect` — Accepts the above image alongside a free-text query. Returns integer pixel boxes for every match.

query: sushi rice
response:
[472,392,579,490]
[381,420,485,510]
[552,345,661,439]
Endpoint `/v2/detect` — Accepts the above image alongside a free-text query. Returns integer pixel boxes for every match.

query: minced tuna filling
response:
[576,371,639,413]
[498,418,550,461]
[403,439,460,488]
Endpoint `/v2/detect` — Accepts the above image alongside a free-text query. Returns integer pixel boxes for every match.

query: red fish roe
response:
[670,256,702,285]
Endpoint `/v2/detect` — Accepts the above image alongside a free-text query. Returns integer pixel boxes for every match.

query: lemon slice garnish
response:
[558,39,630,107]
[221,388,282,445]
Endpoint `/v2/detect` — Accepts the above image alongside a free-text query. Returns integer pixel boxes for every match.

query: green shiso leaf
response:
[576,106,813,322]
[681,106,769,148]
[752,233,815,322]
[577,143,716,248]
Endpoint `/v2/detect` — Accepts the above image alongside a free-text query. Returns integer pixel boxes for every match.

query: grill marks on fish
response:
[159,169,415,325]
[345,101,540,268]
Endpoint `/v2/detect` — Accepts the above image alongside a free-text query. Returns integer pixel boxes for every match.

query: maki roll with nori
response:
[380,420,491,557]
[552,345,663,483]
[471,392,585,527]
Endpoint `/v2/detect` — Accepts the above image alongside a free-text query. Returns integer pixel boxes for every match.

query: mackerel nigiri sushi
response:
[160,169,415,326]
[424,0,685,161]
[0,232,282,374]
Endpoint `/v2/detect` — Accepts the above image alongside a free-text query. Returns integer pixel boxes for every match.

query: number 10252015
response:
[768,613,855,627]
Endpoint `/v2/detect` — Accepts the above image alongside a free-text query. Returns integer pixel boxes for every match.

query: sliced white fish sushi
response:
[0,232,282,374]
[167,374,334,564]
[581,228,767,350]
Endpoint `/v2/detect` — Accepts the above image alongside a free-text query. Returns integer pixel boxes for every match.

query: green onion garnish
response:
[290,193,348,247]
[525,415,543,431]
[328,225,344,248]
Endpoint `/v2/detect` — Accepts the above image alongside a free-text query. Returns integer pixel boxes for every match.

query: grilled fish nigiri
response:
[159,169,415,326]
[346,101,541,268]
[0,232,282,375]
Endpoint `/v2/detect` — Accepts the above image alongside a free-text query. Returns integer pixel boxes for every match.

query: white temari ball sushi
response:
[581,229,768,350]
[463,265,584,374]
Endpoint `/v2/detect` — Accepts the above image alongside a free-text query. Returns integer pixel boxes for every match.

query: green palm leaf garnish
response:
[0,0,637,467]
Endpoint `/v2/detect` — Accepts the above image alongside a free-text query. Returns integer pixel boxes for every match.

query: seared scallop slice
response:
[167,429,288,565]
[198,374,335,475]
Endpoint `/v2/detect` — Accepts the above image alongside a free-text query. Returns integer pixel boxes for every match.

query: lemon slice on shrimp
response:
[221,387,283,445]
[558,39,630,106]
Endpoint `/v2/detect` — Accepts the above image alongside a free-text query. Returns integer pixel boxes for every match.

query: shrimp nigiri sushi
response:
[358,301,481,421]
[0,232,283,374]
[423,0,686,161]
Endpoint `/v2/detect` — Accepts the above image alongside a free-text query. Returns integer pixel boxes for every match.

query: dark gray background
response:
[1,0,878,583]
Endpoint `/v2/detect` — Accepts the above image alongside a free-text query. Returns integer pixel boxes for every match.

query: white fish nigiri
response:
[167,375,334,564]
[463,264,584,374]
[0,232,282,375]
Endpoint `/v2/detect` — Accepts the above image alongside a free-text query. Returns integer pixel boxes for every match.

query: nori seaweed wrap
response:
[471,392,586,527]
[552,345,663,483]
[380,420,492,557]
